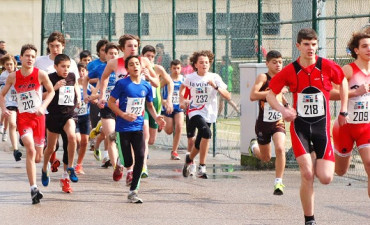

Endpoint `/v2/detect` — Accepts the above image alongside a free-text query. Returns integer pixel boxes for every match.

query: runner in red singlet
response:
[0,44,55,204]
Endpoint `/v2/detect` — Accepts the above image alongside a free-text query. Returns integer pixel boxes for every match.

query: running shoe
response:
[31,187,43,204]
[248,138,257,156]
[273,183,285,195]
[141,166,149,178]
[127,190,143,203]
[183,162,195,177]
[113,165,124,181]
[0,125,3,134]
[93,149,101,161]
[50,159,60,173]
[75,164,85,175]
[60,178,73,193]
[41,163,51,187]
[67,167,79,183]
[171,151,181,160]
[13,149,22,162]
[197,165,208,179]
[101,157,111,168]
[126,171,133,186]
[89,120,102,139]
[2,132,7,142]
[305,220,317,225]
[19,137,24,147]
[89,140,95,151]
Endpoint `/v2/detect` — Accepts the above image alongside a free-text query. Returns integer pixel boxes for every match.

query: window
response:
[176,13,198,35]
[263,13,280,35]
[124,13,149,36]
[206,13,228,35]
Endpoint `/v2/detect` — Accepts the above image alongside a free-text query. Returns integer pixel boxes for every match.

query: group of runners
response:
[0,27,368,225]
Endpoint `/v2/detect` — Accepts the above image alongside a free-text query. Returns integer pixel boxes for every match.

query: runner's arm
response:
[0,73,15,116]
[250,73,268,101]
[38,70,55,114]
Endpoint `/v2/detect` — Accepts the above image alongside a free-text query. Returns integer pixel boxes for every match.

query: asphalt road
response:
[0,142,368,225]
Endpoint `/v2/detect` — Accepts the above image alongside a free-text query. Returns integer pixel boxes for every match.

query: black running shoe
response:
[31,188,43,205]
[13,150,22,161]
[305,220,317,225]
[101,159,111,168]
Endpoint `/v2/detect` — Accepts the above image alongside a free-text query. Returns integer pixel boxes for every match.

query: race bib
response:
[297,93,325,117]
[76,101,88,116]
[105,86,114,101]
[172,91,179,105]
[10,89,17,102]
[17,90,41,113]
[194,86,209,105]
[126,97,145,116]
[58,86,75,106]
[348,94,370,124]
[263,102,282,122]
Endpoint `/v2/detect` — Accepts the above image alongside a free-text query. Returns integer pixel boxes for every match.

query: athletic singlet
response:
[257,73,283,123]
[75,84,92,116]
[347,62,370,124]
[14,68,42,114]
[162,75,184,111]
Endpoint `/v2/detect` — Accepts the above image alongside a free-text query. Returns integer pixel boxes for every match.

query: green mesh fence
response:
[42,0,369,181]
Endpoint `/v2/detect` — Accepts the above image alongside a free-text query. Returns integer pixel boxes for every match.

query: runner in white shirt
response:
[179,50,230,179]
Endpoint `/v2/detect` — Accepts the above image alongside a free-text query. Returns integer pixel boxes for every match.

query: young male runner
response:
[249,50,287,195]
[332,29,370,197]
[180,50,230,179]
[98,34,159,184]
[266,28,349,225]
[0,44,55,204]
[161,59,184,160]
[41,54,81,193]
[108,55,165,203]
[141,45,174,177]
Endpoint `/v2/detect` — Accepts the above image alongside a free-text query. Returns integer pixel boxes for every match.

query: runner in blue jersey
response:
[108,55,165,203]
[161,59,185,160]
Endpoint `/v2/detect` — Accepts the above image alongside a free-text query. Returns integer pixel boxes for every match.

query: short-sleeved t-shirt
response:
[182,72,227,123]
[35,55,79,80]
[88,59,106,86]
[46,72,77,115]
[110,77,153,132]
[0,70,18,107]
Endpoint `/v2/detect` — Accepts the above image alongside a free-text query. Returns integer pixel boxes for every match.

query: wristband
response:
[215,85,219,90]
[339,112,348,117]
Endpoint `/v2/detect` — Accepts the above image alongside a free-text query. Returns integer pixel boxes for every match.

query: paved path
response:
[0,143,368,225]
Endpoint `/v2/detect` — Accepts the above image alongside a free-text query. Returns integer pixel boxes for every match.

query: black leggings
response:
[188,115,212,150]
[117,131,145,191]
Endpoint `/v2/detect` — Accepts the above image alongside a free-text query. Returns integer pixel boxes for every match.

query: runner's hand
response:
[155,115,166,129]
[123,112,137,122]
[98,98,106,109]
[180,100,190,110]
[35,106,46,116]
[54,79,66,91]
[338,114,348,126]
[281,107,296,122]
[165,99,174,114]
[1,109,11,117]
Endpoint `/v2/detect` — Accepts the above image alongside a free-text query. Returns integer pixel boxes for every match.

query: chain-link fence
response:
[42,0,369,180]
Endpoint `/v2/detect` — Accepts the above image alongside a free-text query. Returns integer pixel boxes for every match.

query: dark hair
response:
[190,50,214,71]
[156,43,164,49]
[124,55,140,70]
[118,34,140,50]
[47,31,66,46]
[105,42,119,54]
[266,50,282,62]
[77,62,87,72]
[20,44,37,56]
[96,39,108,56]
[347,30,370,59]
[0,41,5,44]
[141,45,156,55]
[54,54,70,65]
[0,54,17,70]
[297,28,318,43]
[171,59,181,67]
[180,54,189,61]
[79,50,92,60]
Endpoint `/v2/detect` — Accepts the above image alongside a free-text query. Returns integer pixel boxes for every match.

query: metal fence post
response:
[82,0,86,49]
[312,0,318,32]
[257,0,263,63]
[172,0,176,60]
[212,0,216,157]
[138,0,142,39]
[41,0,45,54]
[108,0,112,41]
[61,0,64,34]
